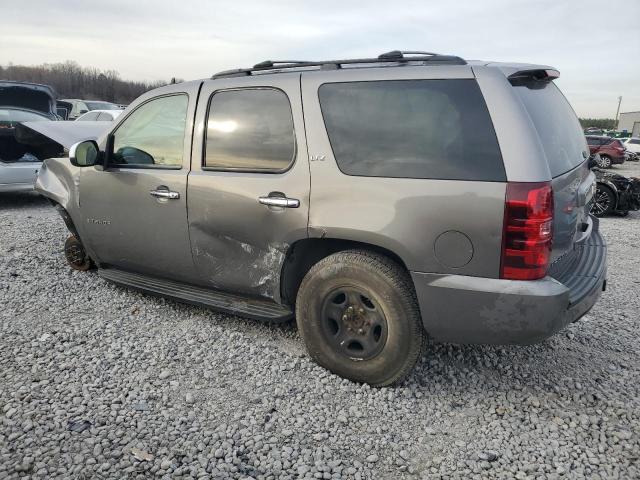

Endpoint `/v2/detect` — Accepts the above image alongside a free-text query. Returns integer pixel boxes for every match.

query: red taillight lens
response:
[500,182,554,280]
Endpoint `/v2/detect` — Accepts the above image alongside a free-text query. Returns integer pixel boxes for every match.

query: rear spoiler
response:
[508,69,560,87]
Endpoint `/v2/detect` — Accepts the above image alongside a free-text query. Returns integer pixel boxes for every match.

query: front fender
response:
[35,157,80,211]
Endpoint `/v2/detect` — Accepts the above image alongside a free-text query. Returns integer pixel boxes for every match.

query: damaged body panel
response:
[187,73,310,301]
[36,78,308,313]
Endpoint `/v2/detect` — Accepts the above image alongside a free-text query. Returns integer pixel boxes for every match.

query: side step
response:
[98,268,294,322]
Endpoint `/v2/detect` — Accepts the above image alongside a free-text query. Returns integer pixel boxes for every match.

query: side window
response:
[586,137,597,146]
[111,94,188,168]
[204,88,295,171]
[318,79,505,181]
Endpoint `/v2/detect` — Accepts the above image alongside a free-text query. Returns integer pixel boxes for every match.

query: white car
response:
[621,137,640,154]
[76,109,123,122]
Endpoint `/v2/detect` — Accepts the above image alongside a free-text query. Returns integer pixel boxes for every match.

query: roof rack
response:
[212,50,467,79]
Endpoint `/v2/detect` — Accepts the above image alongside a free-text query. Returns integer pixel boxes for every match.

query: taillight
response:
[500,182,554,280]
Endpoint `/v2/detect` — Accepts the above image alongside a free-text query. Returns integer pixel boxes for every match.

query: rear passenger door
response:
[188,74,309,301]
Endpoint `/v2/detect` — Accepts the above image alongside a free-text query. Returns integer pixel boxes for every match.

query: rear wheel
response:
[295,250,424,386]
[591,185,615,217]
[64,235,93,271]
[596,154,612,168]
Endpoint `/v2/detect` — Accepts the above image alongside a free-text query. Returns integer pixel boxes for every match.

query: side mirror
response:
[69,140,100,167]
[79,109,89,114]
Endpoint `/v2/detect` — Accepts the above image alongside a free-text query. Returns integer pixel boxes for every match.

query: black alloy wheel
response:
[590,185,615,217]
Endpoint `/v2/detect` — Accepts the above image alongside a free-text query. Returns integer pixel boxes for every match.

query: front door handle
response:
[258,195,300,208]
[150,188,180,199]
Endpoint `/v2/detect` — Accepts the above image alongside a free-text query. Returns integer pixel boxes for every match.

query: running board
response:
[98,268,293,322]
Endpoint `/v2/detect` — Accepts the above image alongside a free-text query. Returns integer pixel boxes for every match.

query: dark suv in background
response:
[586,135,626,168]
[37,51,607,386]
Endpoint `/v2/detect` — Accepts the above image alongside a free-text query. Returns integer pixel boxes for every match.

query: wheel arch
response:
[49,200,80,238]
[280,237,412,307]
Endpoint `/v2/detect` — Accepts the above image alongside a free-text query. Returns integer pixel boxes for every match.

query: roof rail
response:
[212,50,466,79]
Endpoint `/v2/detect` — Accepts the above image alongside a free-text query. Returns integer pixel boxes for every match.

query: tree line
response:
[0,61,172,105]
[579,118,617,130]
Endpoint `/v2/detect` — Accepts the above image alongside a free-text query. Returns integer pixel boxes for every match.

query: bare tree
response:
[0,61,169,104]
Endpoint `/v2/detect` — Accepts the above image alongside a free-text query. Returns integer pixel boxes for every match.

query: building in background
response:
[618,111,640,136]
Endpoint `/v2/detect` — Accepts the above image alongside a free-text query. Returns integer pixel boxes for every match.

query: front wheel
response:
[295,250,425,386]
[596,154,612,168]
[590,185,616,217]
[64,235,93,271]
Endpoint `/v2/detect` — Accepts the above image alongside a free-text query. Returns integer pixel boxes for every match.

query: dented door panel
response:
[188,73,310,301]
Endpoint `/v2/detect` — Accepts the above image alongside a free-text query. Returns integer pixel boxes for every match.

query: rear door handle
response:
[258,195,300,208]
[150,188,180,199]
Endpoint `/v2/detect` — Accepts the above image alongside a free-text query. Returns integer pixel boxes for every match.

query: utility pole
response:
[615,96,622,126]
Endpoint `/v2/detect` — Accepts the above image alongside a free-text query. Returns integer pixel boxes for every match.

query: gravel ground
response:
[1,162,639,480]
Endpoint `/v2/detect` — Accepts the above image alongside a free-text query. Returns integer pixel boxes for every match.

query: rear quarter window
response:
[513,83,587,177]
[318,79,505,181]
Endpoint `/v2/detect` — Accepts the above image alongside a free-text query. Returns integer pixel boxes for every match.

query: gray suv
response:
[36,51,607,386]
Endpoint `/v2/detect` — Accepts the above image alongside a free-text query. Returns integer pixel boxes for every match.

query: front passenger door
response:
[79,91,198,282]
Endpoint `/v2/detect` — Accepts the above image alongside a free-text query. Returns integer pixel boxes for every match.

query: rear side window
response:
[318,79,505,181]
[513,83,587,177]
[204,88,296,172]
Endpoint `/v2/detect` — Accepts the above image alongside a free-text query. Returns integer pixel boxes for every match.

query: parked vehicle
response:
[76,109,123,122]
[586,135,626,168]
[0,81,61,192]
[61,99,120,120]
[621,137,640,155]
[590,167,640,217]
[36,51,607,385]
[56,100,73,120]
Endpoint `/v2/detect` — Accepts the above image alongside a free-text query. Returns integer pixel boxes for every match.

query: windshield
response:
[86,101,119,110]
[0,108,50,127]
[513,82,588,177]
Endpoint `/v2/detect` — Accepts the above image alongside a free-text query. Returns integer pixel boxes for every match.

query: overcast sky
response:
[2,0,638,117]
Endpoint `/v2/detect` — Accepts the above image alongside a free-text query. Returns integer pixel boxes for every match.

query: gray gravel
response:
[1,162,639,479]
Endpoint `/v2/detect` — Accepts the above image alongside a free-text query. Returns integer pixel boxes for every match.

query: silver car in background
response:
[36,51,607,386]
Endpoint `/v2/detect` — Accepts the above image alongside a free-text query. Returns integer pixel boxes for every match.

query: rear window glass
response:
[513,83,587,177]
[318,79,505,181]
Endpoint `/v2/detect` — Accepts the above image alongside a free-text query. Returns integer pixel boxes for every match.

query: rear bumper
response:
[412,227,607,345]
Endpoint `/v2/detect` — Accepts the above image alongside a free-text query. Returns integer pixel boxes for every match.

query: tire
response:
[590,185,616,217]
[64,235,93,271]
[596,154,612,168]
[295,250,425,386]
